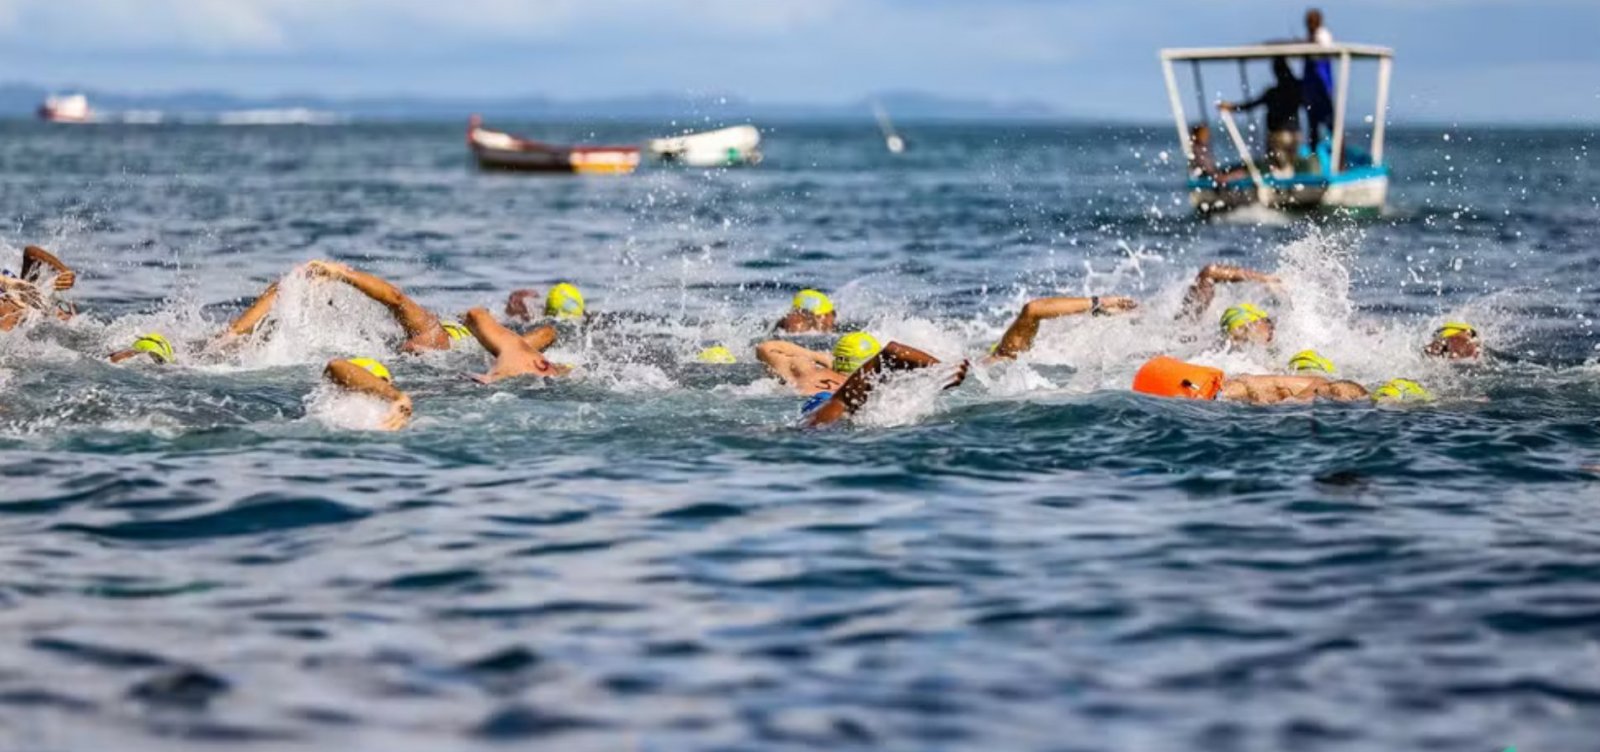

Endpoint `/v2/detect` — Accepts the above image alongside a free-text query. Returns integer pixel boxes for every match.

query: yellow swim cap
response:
[546,283,585,318]
[1288,349,1335,374]
[348,357,392,382]
[1220,303,1270,332]
[832,332,882,374]
[1434,321,1477,340]
[791,289,835,316]
[1372,378,1432,403]
[132,333,175,364]
[442,322,470,341]
[696,345,737,364]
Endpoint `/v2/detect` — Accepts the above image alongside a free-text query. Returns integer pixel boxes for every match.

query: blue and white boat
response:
[1159,42,1394,215]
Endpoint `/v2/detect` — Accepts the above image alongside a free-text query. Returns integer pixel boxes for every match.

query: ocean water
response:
[1,120,1598,751]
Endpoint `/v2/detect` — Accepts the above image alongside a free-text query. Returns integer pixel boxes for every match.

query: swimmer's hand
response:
[380,394,413,432]
[303,260,354,280]
[51,269,75,291]
[944,359,971,390]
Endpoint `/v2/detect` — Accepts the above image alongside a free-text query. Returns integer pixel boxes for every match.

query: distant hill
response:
[0,83,1062,122]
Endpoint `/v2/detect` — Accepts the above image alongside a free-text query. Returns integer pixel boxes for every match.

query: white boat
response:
[1159,42,1394,215]
[38,93,91,123]
[647,125,761,167]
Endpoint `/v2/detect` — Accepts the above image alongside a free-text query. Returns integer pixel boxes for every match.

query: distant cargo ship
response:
[38,93,92,123]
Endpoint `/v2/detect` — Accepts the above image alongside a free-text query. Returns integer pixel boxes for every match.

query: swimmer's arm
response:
[1180,264,1280,319]
[806,343,969,427]
[308,261,447,350]
[109,349,153,364]
[992,296,1137,360]
[224,281,280,336]
[520,324,558,352]
[325,359,412,430]
[756,340,830,386]
[21,246,75,291]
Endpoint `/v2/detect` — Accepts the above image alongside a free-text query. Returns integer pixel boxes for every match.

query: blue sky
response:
[1,0,1596,122]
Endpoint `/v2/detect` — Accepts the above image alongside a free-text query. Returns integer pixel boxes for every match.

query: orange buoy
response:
[1132,356,1225,400]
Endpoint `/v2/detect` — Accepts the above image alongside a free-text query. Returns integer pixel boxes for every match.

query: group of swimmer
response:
[1,244,1485,432]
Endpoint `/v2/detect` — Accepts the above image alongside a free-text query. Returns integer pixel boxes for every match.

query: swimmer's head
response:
[505,288,540,321]
[1221,303,1274,345]
[696,345,737,364]
[441,322,470,343]
[348,357,392,382]
[1288,349,1335,375]
[131,333,175,364]
[1424,321,1480,360]
[777,289,837,333]
[1372,378,1432,404]
[545,283,585,319]
[832,331,881,374]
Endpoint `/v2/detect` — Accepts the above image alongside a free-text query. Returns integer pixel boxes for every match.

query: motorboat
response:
[647,125,761,167]
[38,93,91,123]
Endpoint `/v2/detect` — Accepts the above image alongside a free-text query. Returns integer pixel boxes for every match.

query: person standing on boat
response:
[1219,58,1302,176]
[1302,8,1336,152]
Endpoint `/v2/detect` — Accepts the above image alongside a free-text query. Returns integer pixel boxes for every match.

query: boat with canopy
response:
[1158,42,1393,214]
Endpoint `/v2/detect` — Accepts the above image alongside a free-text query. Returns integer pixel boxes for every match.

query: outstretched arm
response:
[307,261,448,352]
[805,342,968,428]
[992,295,1137,360]
[324,359,412,430]
[21,246,75,291]
[1180,264,1280,320]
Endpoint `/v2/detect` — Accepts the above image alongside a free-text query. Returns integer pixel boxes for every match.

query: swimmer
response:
[323,357,412,431]
[1423,321,1481,361]
[1181,264,1281,344]
[219,260,452,353]
[803,341,970,428]
[1288,349,1335,375]
[544,283,586,320]
[775,289,837,334]
[989,295,1138,360]
[756,331,883,396]
[1133,355,1368,405]
[109,333,176,365]
[1218,303,1275,347]
[460,307,569,383]
[1,245,78,331]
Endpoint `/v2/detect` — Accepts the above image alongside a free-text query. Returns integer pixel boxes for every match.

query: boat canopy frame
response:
[1159,43,1393,175]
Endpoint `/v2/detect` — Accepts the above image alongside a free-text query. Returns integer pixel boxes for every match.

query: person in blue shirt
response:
[1302,8,1336,152]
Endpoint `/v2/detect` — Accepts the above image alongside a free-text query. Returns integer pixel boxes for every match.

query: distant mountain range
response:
[0,83,1064,122]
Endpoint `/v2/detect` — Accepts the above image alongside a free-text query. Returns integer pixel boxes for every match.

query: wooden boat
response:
[467,115,640,175]
[647,125,762,167]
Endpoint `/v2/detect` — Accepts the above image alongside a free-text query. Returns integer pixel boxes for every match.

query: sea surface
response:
[0,120,1598,751]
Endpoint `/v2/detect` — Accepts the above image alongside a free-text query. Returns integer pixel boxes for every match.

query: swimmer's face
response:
[777,310,836,334]
[1229,318,1275,346]
[1425,332,1480,360]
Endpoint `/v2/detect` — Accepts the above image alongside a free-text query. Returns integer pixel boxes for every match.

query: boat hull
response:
[468,118,640,175]
[1190,166,1389,215]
